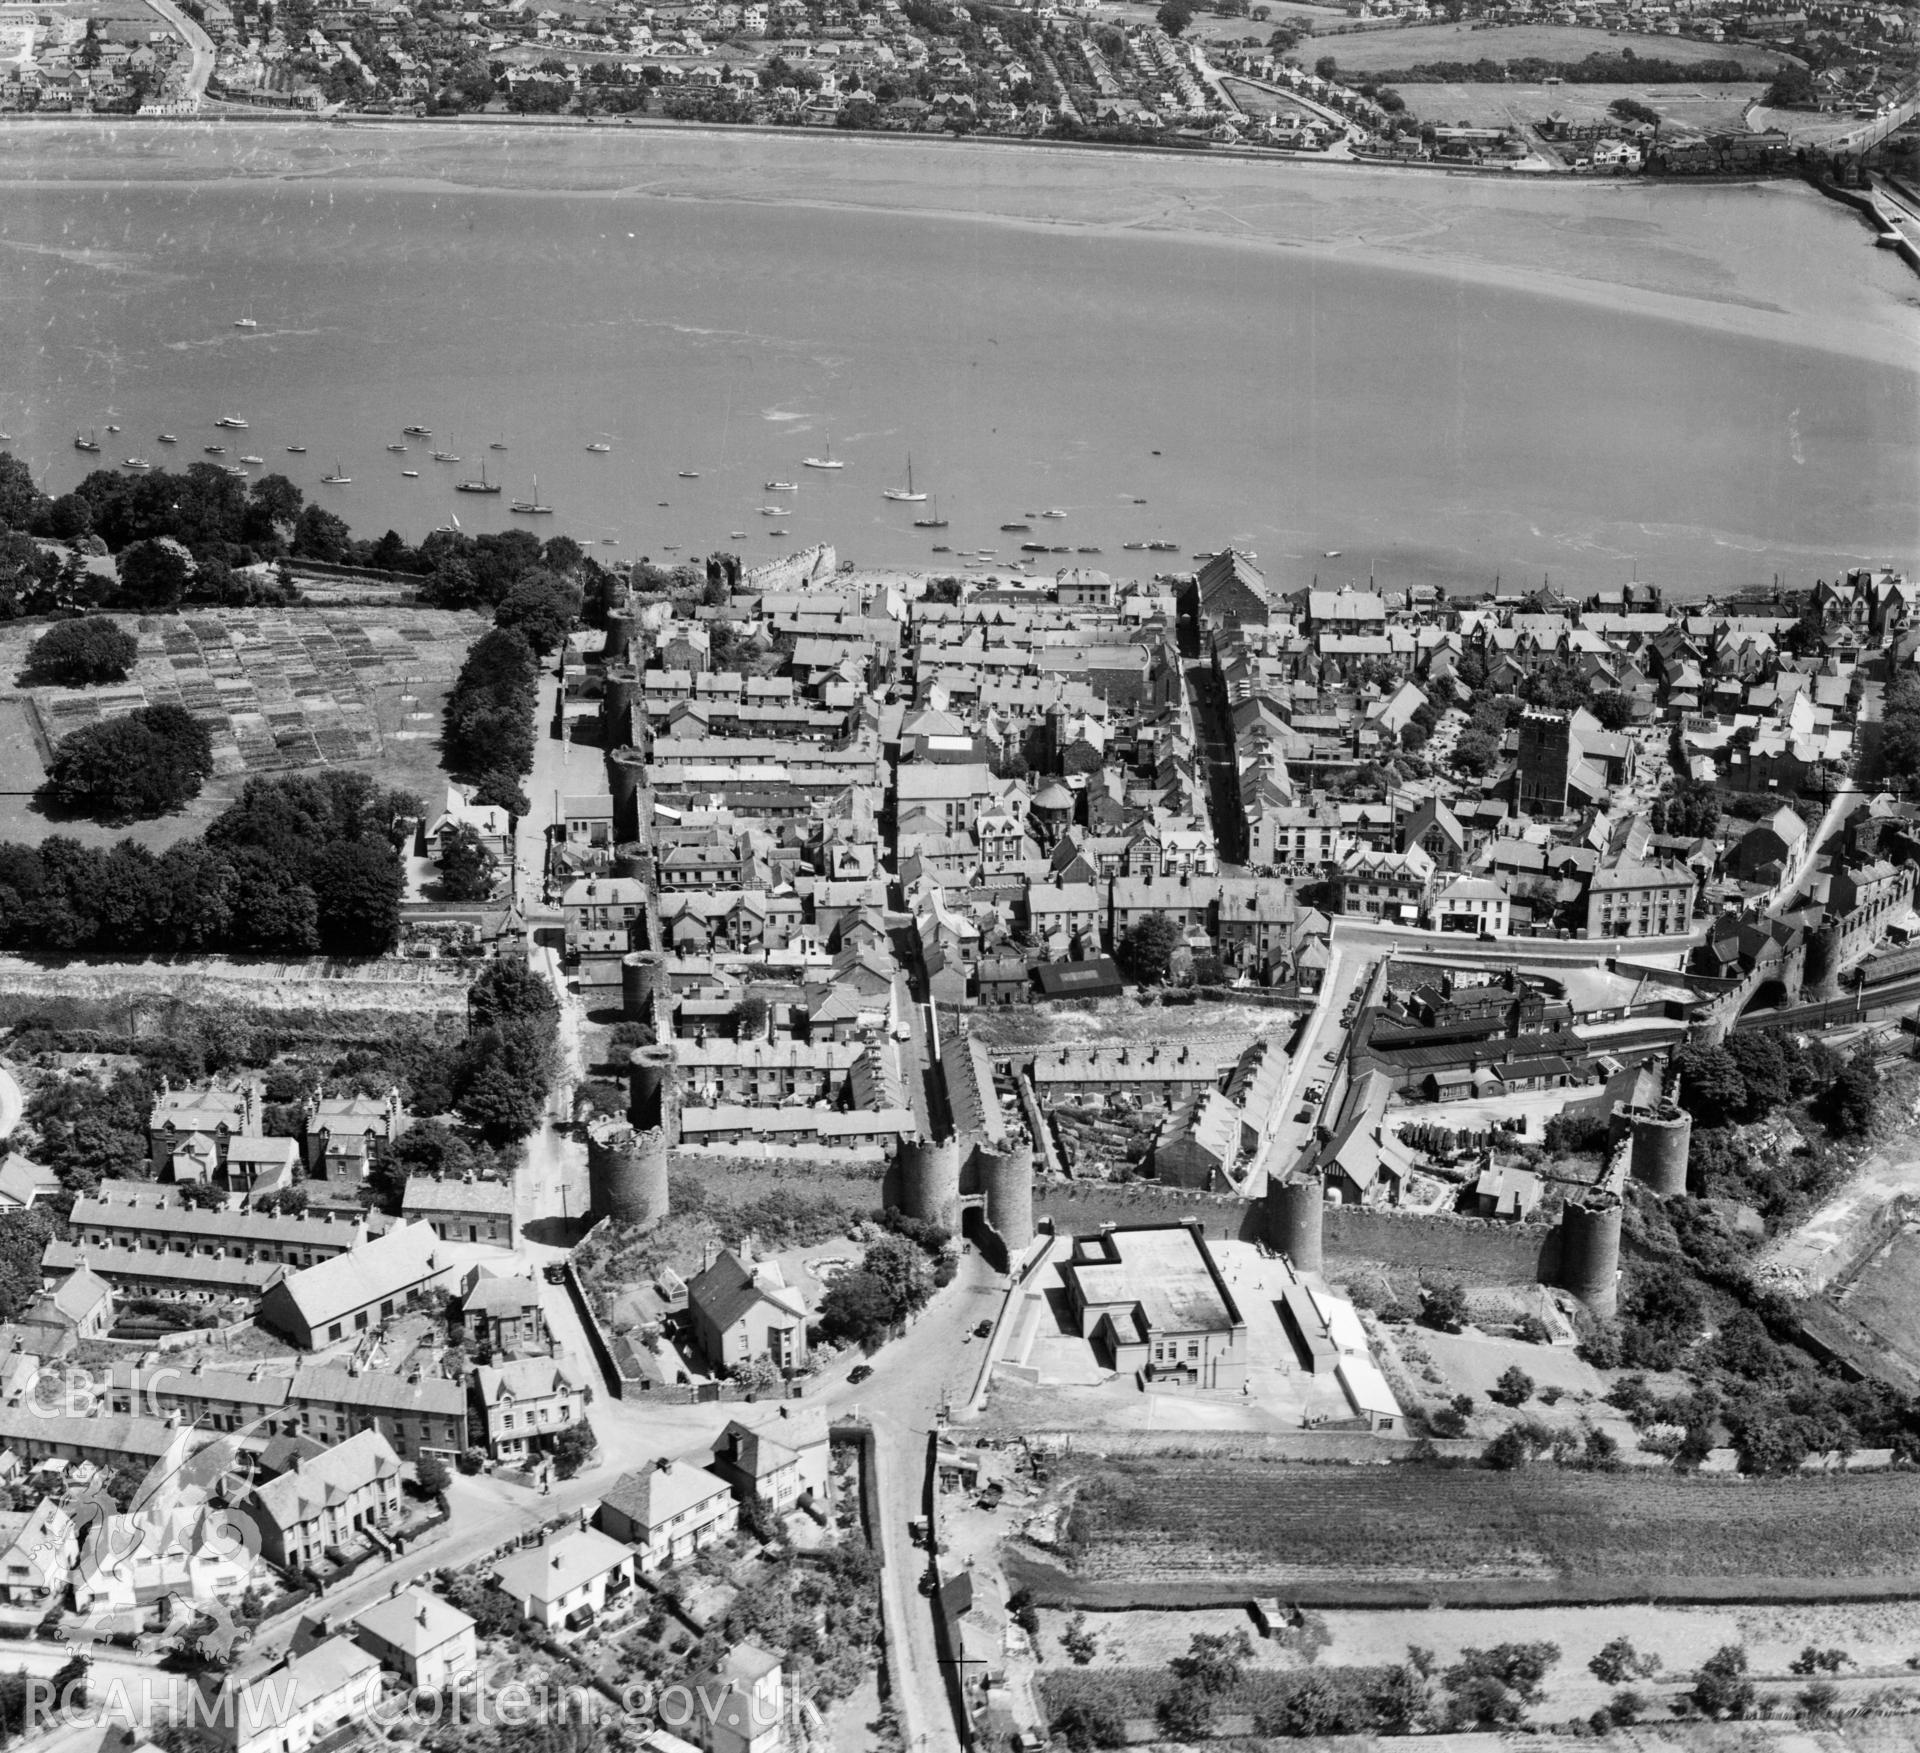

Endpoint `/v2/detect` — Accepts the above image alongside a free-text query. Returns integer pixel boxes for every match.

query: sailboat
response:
[73,432,101,453]
[455,460,501,494]
[510,476,553,515]
[882,455,926,502]
[321,461,351,484]
[802,438,844,470]
[233,316,258,329]
[912,497,948,530]
[586,437,612,454]
[489,436,508,452]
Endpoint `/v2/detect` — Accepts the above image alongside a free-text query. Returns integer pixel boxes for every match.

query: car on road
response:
[848,1364,874,1385]
[543,1261,568,1284]
[1323,1049,1338,1063]
[973,1319,994,1338]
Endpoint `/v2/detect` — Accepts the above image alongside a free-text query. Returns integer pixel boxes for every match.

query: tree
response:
[311,838,404,956]
[1816,1048,1879,1137]
[0,452,44,532]
[1050,1697,1125,1751]
[731,993,770,1039]
[1419,1279,1467,1332]
[1118,913,1182,985]
[1156,0,1193,31]
[1692,1644,1756,1719]
[415,1453,452,1495]
[1590,692,1634,731]
[116,537,195,609]
[1765,62,1816,107]
[1673,1041,1745,1128]
[1172,1629,1253,1695]
[436,823,497,902]
[291,503,352,563]
[468,955,557,1028]
[493,569,582,654]
[1441,1643,1560,1726]
[471,768,531,818]
[1452,725,1500,776]
[1590,1637,1658,1685]
[1490,1365,1534,1407]
[25,616,138,685]
[551,1422,596,1479]
[43,704,214,821]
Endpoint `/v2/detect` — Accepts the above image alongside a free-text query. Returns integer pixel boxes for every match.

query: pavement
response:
[0,1061,21,1139]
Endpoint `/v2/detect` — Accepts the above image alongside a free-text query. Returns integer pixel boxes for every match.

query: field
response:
[53,0,179,43]
[1306,21,1785,74]
[1399,79,1765,134]
[0,607,483,846]
[1041,1461,1920,1598]
[1835,1224,1920,1379]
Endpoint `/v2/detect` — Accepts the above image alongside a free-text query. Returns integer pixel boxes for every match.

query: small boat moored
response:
[765,480,797,493]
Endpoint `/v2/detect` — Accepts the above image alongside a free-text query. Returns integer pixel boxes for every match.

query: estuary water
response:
[1,121,1916,595]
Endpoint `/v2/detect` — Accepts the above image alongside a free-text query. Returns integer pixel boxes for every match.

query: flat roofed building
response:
[1061,1223,1248,1389]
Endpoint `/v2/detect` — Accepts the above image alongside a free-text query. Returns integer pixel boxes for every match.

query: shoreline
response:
[0,103,1797,189]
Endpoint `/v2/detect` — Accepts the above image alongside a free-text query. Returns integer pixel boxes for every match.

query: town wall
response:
[743,544,838,594]
[1320,1205,1562,1284]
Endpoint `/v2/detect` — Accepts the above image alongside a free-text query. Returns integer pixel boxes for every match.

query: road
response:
[857,1251,1005,1753]
[141,0,213,102]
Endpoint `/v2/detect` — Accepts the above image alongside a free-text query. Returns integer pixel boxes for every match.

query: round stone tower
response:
[896,1138,961,1232]
[601,666,639,747]
[628,1044,677,1135]
[621,952,665,1024]
[1629,1101,1692,1197]
[586,1117,668,1228]
[1559,1193,1623,1318]
[1268,1173,1326,1274]
[981,1143,1035,1255]
[608,747,651,843]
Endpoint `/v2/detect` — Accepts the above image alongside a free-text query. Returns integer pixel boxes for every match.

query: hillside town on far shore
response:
[3,0,1916,178]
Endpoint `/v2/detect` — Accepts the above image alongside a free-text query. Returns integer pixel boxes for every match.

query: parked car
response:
[543,1261,568,1284]
[848,1364,874,1385]
[973,1319,994,1338]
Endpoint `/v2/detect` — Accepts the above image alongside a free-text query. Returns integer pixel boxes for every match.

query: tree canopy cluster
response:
[43,704,214,822]
[1361,51,1757,83]
[816,1232,939,1348]
[444,626,539,785]
[24,616,139,686]
[0,450,610,619]
[0,769,413,957]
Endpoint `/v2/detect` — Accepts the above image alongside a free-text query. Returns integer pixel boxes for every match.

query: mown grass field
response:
[1404,79,1764,133]
[1058,1462,1920,1587]
[1308,21,1785,74]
